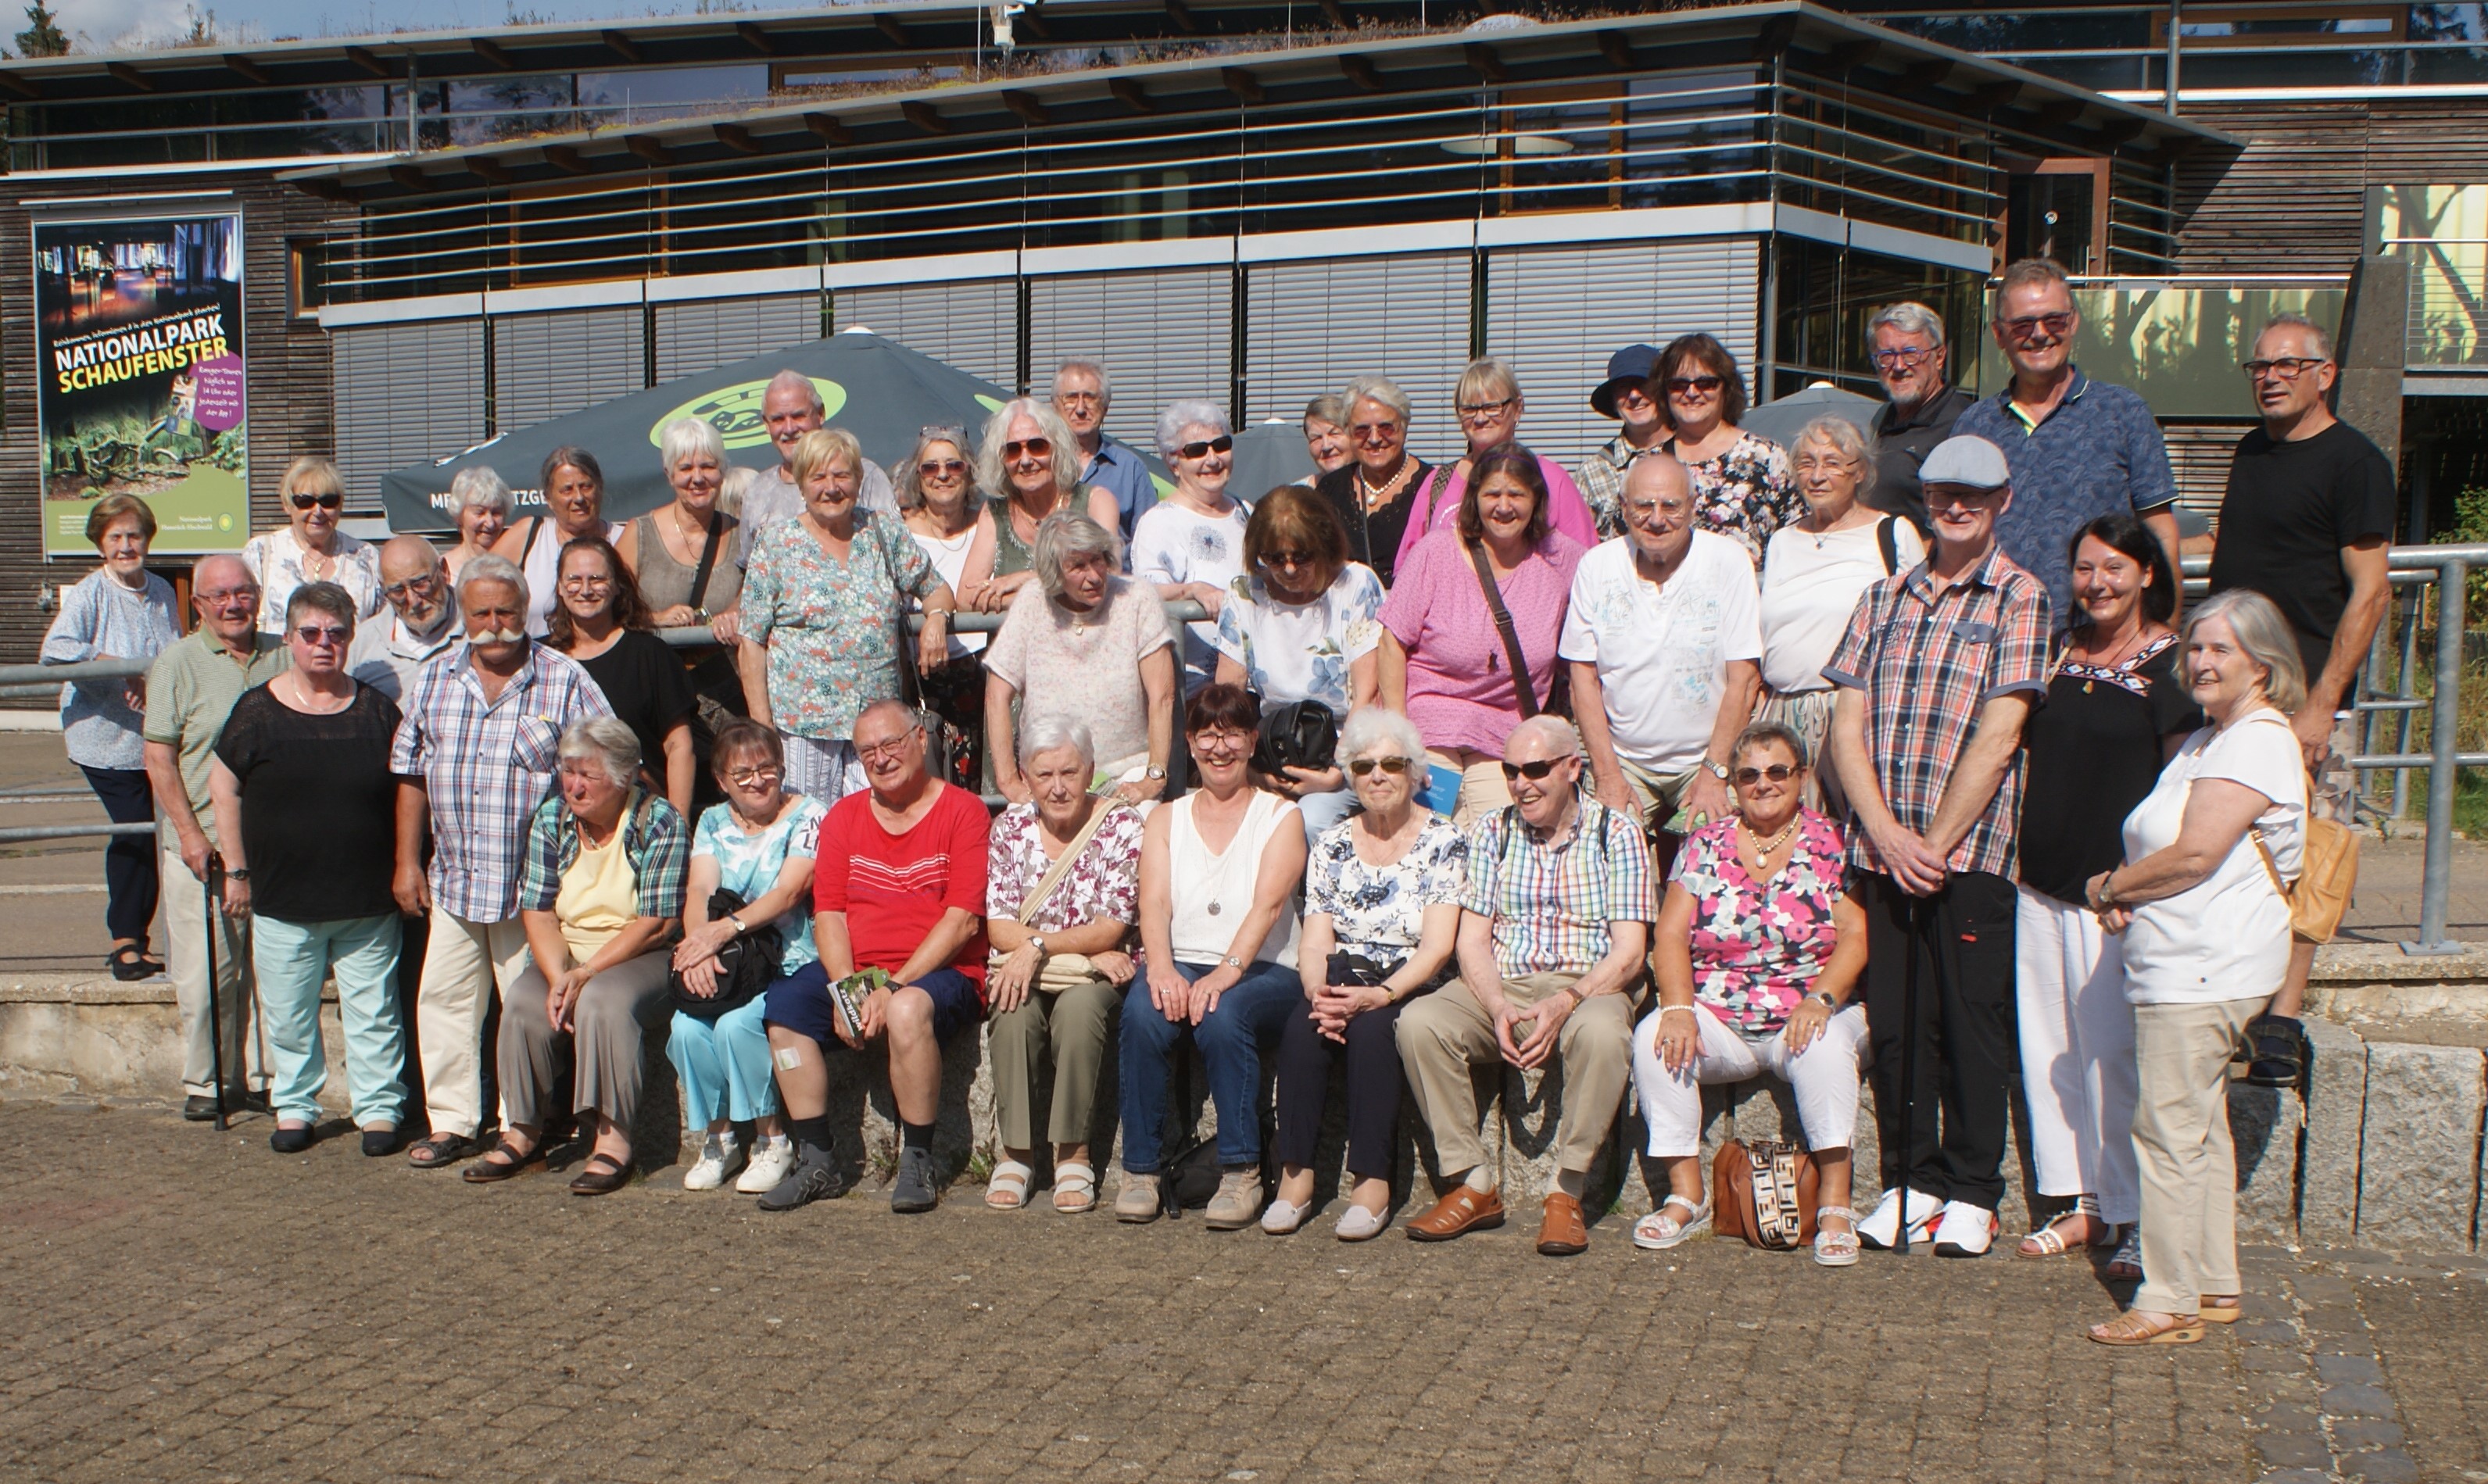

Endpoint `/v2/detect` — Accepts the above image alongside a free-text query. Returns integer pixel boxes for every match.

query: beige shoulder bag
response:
[991,800,1123,989]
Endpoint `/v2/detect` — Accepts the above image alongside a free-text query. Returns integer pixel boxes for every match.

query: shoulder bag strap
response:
[2250,828,2295,903]
[1017,801,1118,927]
[520,514,546,560]
[1466,538,1539,719]
[1875,514,1899,575]
[686,513,724,615]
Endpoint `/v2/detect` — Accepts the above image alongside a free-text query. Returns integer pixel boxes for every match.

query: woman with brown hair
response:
[1390,357,1597,576]
[493,445,625,637]
[1654,332,1799,564]
[546,536,697,820]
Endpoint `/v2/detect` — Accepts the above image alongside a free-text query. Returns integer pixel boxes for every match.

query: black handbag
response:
[1251,697,1337,778]
[667,887,781,1021]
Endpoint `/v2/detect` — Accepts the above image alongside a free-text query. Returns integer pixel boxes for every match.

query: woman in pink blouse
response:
[1390,356,1597,576]
[1376,444,1588,825]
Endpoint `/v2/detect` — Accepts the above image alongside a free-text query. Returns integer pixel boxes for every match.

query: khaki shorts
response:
[1617,756,1710,836]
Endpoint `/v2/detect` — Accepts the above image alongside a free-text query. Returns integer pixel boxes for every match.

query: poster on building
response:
[34,213,247,556]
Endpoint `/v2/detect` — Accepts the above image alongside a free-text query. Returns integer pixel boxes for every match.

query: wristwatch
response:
[227,867,250,882]
[1807,991,1838,1010]
[1224,955,1244,970]
[1027,935,1047,958]
[1702,757,1731,782]
[1144,765,1168,781]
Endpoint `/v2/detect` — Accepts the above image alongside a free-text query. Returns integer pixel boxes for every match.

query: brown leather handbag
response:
[2254,817,2359,945]
[1711,1138,1820,1250]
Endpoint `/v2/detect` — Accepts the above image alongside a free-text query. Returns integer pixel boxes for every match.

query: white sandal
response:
[1632,1194,1712,1250]
[1814,1203,1861,1267]
[1051,1160,1097,1214]
[985,1158,1033,1210]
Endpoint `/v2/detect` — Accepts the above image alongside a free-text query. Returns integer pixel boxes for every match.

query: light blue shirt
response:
[692,794,828,976]
[42,569,178,771]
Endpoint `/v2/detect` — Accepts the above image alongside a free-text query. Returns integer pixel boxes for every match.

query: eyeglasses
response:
[1257,549,1315,571]
[1999,312,2075,342]
[1347,756,1413,778]
[293,624,349,646]
[1055,390,1103,406]
[1191,728,1252,754]
[1350,422,1402,442]
[1869,346,1935,370]
[1178,434,1235,460]
[1498,756,1573,781]
[725,765,783,788]
[1663,376,1724,396]
[1003,437,1052,460]
[2243,356,2329,381]
[918,458,968,477]
[558,574,612,591]
[1455,398,1516,419]
[1615,384,1658,406]
[856,724,923,763]
[288,492,343,511]
[380,572,440,602]
[1734,763,1799,786]
[1793,455,1860,475]
[195,587,258,606]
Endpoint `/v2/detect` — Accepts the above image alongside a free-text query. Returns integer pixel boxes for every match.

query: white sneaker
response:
[736,1137,796,1195]
[1856,1187,1942,1250]
[1932,1200,1999,1258]
[682,1134,743,1192]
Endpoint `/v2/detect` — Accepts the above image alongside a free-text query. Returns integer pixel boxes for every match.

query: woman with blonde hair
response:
[243,456,381,635]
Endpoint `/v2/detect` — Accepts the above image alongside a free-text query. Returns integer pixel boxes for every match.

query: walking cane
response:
[204,856,227,1132]
[1892,893,1923,1256]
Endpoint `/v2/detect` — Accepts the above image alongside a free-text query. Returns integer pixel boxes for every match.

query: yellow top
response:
[555,822,639,965]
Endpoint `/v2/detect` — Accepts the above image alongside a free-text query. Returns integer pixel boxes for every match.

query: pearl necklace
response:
[1741,814,1800,856]
[1355,459,1416,511]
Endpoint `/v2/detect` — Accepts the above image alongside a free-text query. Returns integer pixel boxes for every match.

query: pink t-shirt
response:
[1379,524,1586,759]
[1390,454,1598,577]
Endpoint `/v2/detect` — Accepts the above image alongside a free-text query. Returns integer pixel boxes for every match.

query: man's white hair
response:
[1505,714,1581,759]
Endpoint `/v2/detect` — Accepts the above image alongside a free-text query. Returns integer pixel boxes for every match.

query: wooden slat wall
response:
[2161,420,2254,528]
[2175,99,2488,275]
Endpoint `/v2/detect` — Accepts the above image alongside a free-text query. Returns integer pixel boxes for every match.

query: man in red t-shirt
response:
[759,700,990,1213]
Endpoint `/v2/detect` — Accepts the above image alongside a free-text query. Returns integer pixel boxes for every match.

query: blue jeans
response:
[1295,786,1358,845]
[668,982,789,1128]
[1119,957,1301,1173]
[252,913,406,1128]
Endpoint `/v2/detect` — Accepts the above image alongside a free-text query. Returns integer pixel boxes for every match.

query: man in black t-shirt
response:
[1864,301,1974,536]
[2207,312,2395,1082]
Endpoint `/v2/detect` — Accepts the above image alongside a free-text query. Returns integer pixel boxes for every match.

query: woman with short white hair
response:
[445,467,514,582]
[620,415,743,637]
[1316,374,1433,585]
[1131,399,1248,691]
[961,398,1122,614]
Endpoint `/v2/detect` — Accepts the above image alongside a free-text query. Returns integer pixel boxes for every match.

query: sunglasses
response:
[294,624,349,646]
[289,492,344,511]
[1498,756,1572,781]
[1178,434,1234,460]
[918,458,968,477]
[1347,756,1413,778]
[1734,763,1799,785]
[1663,375,1724,396]
[2000,311,2075,341]
[1256,549,1314,571]
[1004,437,1053,460]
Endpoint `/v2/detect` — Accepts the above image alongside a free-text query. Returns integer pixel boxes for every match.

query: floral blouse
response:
[241,526,384,637]
[740,509,937,742]
[984,800,1145,932]
[1671,808,1845,1034]
[1209,564,1384,717]
[1305,816,1469,961]
[1678,429,1801,567]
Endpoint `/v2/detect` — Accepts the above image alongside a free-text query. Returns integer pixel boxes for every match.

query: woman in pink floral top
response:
[1627,721,1872,1265]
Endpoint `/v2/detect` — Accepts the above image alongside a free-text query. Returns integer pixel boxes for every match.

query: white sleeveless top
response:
[1167,788,1301,967]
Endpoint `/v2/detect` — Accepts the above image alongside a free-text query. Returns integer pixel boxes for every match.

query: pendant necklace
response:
[1742,815,1800,856]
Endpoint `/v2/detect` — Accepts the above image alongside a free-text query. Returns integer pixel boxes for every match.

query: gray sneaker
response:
[756,1151,847,1212]
[1205,1168,1265,1230]
[890,1145,939,1214]
[1115,1171,1162,1223]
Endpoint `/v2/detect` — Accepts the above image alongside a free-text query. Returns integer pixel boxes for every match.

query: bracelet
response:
[1658,1004,1698,1020]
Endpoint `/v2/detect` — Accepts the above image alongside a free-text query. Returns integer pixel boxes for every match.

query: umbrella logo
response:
[650,377,847,450]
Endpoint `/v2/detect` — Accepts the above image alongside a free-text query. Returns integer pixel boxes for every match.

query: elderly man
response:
[1864,302,1975,535]
[390,554,612,1169]
[2208,312,2395,1086]
[1954,259,2182,623]
[347,535,461,703]
[1563,452,1762,840]
[1827,434,2049,1259]
[143,553,286,1119]
[760,699,991,1214]
[1052,356,1154,545]
[734,368,899,569]
[1398,716,1654,1257]
[1572,343,1668,540]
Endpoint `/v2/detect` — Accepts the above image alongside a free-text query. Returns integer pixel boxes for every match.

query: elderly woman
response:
[442,466,512,581]
[1628,721,1870,1264]
[2084,591,2307,1346]
[986,513,1178,810]
[1390,358,1596,576]
[982,717,1146,1214]
[43,493,177,982]
[1656,332,1799,564]
[243,456,383,636]
[619,416,743,636]
[1314,375,1433,585]
[208,581,406,1157]
[1211,485,1384,841]
[1118,682,1308,1229]
[1379,445,1588,824]
[902,425,990,791]
[1132,399,1254,692]
[1301,394,1351,481]
[546,537,697,820]
[464,716,688,1196]
[2017,514,2198,1272]
[493,445,625,637]
[960,399,1121,615]
[737,427,960,804]
[1756,416,1924,814]
[668,718,827,1196]
[1266,706,1465,1240]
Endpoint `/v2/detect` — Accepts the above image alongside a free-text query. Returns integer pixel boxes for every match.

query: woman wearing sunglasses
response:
[900,424,991,789]
[1652,332,1799,566]
[961,399,1122,617]
[242,456,382,637]
[1132,400,1251,693]
[1627,720,1869,1264]
[1390,357,1597,578]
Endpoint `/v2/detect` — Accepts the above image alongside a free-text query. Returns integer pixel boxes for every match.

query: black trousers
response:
[1273,994,1410,1182]
[79,766,157,945]
[1858,869,2017,1209]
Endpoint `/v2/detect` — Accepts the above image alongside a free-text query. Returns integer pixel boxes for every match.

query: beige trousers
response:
[162,844,263,1096]
[986,974,1122,1150]
[413,906,533,1139]
[2132,995,2267,1315]
[1425,748,1512,828]
[1396,971,1637,1179]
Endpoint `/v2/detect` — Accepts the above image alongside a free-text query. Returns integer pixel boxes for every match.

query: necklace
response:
[2071,624,2154,694]
[1355,458,1415,510]
[1742,814,1800,856]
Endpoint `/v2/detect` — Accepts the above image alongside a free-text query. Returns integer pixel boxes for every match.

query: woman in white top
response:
[1130,399,1250,692]
[443,466,514,583]
[242,456,382,636]
[1119,681,1306,1230]
[491,445,626,638]
[2082,589,2307,1348]
[1756,417,1923,817]
[900,425,990,790]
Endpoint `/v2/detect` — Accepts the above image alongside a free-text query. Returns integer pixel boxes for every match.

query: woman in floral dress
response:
[1653,332,1800,565]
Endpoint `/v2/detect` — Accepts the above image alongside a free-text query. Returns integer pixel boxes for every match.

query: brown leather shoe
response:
[1536,1191,1590,1257]
[1405,1185,1505,1242]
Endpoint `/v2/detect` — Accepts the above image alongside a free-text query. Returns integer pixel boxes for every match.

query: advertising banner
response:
[34,213,247,556]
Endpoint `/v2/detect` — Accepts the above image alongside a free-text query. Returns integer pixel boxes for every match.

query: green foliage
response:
[2449,487,2488,625]
[14,2,66,56]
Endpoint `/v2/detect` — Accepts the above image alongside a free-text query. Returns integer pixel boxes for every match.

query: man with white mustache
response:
[388,554,614,1171]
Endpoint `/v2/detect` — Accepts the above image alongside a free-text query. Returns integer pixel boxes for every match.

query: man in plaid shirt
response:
[1826,435,2049,1259]
[388,555,612,1169]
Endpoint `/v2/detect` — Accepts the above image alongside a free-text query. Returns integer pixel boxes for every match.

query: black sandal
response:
[406,1132,478,1169]
[568,1153,634,1196]
[2243,1014,2307,1090]
[106,944,161,982]
[462,1138,544,1184]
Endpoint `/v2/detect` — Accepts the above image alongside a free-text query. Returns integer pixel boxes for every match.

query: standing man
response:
[1563,452,1763,839]
[1052,356,1155,547]
[1863,302,1975,535]
[735,369,899,569]
[1573,344,1669,540]
[1954,259,2182,622]
[1827,434,2050,1259]
[143,553,285,1120]
[2207,312,2395,1085]
[391,554,611,1169]
[347,535,462,703]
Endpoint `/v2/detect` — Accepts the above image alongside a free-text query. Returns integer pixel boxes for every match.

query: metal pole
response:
[2407,556,2467,956]
[205,864,228,1130]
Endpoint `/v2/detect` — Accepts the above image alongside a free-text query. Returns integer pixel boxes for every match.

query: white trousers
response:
[784,735,867,805]
[163,844,264,1096]
[414,906,534,1139]
[2014,886,2142,1225]
[1630,1000,1869,1158]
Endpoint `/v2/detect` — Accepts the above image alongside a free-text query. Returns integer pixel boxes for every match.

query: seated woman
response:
[1267,706,1466,1240]
[1627,721,1870,1265]
[1118,682,1308,1230]
[667,718,828,1196]
[464,717,688,1196]
[983,717,1146,1214]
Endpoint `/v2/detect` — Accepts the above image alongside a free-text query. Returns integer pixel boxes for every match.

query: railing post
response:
[2406,555,2467,956]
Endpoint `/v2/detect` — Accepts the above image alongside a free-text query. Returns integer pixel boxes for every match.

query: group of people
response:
[41,255,2396,1350]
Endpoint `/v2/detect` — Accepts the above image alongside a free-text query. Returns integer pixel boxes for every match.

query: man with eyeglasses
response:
[1863,302,1975,535]
[346,535,462,703]
[1051,356,1155,549]
[1398,715,1654,1257]
[1573,344,1671,540]
[734,369,899,571]
[142,552,286,1120]
[1954,257,2182,624]
[2206,312,2394,1089]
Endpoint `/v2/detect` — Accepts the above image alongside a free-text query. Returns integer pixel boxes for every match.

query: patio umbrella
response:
[1737,381,1884,452]
[1226,418,1317,502]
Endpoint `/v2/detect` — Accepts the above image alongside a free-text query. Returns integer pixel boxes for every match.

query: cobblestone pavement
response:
[5,1106,2479,1484]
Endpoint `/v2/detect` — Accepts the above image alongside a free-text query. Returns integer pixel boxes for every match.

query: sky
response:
[40,0,831,51]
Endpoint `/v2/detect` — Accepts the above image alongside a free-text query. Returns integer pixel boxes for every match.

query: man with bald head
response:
[143,552,288,1118]
[346,535,461,703]
[734,368,900,570]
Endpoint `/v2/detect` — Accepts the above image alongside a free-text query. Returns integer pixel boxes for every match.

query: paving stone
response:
[2229,1082,2304,1245]
[2330,1418,2406,1450]
[2254,1432,2334,1470]
[2315,1353,2388,1387]
[2300,1017,2368,1248]
[2339,1447,2422,1482]
[2322,1382,2400,1418]
[2354,1040,2486,1253]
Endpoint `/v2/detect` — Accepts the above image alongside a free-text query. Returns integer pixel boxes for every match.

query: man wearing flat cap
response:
[1574,343,1670,541]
